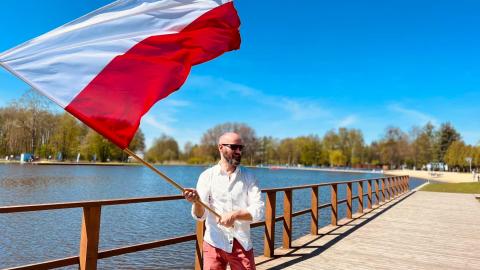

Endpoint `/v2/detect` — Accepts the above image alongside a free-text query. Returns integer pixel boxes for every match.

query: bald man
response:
[184,132,264,270]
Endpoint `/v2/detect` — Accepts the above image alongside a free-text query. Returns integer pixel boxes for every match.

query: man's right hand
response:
[183,188,199,203]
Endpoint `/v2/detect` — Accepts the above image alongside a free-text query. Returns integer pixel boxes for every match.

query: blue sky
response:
[1,0,479,149]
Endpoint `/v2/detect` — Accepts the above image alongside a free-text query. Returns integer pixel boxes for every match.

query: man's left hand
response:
[218,211,238,228]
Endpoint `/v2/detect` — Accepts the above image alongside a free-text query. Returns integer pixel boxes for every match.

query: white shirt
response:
[191,164,264,253]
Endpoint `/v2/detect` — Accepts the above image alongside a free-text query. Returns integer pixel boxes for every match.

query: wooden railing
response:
[0,175,409,270]
[254,175,410,257]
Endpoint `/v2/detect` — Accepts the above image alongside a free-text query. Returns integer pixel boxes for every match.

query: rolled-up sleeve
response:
[246,177,264,222]
[191,171,210,221]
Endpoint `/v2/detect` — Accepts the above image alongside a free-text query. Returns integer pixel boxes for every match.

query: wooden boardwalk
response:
[256,190,480,270]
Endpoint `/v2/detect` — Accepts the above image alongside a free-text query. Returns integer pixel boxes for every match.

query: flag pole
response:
[123,148,221,219]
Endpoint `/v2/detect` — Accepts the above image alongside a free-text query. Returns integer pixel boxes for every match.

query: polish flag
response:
[0,0,240,149]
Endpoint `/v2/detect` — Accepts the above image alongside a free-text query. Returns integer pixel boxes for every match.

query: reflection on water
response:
[0,164,423,269]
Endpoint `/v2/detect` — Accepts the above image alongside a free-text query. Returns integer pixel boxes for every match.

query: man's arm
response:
[184,171,210,221]
[183,188,205,218]
[218,175,264,228]
[218,209,252,227]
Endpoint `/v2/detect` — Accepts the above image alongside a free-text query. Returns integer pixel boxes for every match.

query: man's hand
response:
[218,211,238,228]
[183,188,199,203]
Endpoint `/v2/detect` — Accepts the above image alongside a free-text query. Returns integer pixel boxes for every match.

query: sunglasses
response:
[221,144,244,151]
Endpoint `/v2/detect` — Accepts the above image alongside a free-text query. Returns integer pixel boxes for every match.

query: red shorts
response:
[203,239,256,270]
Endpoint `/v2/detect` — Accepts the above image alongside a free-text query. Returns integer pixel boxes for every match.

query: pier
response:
[1,176,413,269]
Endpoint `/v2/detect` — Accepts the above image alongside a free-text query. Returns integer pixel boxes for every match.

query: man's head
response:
[218,132,244,166]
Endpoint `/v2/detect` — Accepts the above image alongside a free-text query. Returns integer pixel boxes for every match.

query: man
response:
[184,132,264,270]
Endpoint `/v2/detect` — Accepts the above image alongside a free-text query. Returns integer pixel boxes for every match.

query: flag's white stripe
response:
[0,0,231,108]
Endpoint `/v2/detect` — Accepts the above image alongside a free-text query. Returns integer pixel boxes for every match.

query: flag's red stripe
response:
[65,2,240,149]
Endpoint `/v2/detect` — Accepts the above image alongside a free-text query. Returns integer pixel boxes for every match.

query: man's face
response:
[218,134,244,166]
[220,143,243,166]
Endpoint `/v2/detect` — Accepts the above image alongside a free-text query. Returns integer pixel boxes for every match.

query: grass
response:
[421,182,480,194]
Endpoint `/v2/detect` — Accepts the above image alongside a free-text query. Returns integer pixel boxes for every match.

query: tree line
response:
[148,122,479,171]
[1,91,478,170]
[0,91,144,162]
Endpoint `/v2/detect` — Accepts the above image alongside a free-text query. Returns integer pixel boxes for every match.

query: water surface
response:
[0,164,423,269]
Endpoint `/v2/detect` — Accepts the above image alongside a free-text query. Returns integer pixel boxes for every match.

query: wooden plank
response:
[283,190,293,248]
[98,234,196,259]
[0,195,185,213]
[79,206,101,270]
[367,180,372,209]
[194,221,205,270]
[4,256,79,270]
[331,184,338,225]
[346,183,352,219]
[256,191,480,270]
[381,179,386,202]
[357,182,364,213]
[310,187,319,235]
[375,179,380,205]
[264,191,276,257]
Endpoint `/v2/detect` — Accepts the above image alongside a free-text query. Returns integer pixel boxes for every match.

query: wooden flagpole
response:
[123,148,221,218]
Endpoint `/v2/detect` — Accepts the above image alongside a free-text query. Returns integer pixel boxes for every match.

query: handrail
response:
[0,195,184,213]
[0,175,410,270]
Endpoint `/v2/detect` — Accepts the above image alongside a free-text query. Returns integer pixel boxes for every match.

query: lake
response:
[0,164,424,269]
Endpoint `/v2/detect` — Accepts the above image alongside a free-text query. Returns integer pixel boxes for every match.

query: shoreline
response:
[0,161,383,174]
[386,169,478,183]
[262,166,383,174]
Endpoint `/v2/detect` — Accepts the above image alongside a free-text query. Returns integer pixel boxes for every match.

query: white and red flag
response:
[0,0,240,148]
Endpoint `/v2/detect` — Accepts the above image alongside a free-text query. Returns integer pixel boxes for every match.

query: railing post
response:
[394,177,399,197]
[398,177,402,195]
[367,180,372,209]
[392,177,396,198]
[264,191,276,257]
[381,179,386,203]
[283,190,293,248]
[405,175,410,192]
[331,184,338,225]
[375,179,380,205]
[346,183,352,219]
[79,206,101,270]
[311,186,319,235]
[357,181,364,214]
[386,178,391,201]
[195,221,205,270]
[393,177,396,197]
[391,177,396,198]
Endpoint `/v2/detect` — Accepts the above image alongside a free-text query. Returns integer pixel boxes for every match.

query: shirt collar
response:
[216,162,240,176]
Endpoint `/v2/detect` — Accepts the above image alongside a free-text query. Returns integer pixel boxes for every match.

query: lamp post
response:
[465,157,472,172]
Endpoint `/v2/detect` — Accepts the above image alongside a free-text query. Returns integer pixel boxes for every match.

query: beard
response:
[224,153,242,166]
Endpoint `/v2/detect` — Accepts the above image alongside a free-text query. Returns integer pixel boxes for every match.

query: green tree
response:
[297,135,322,166]
[329,150,347,167]
[129,129,146,153]
[444,141,468,170]
[410,122,436,168]
[200,122,257,164]
[378,127,409,168]
[436,122,460,162]
[50,113,87,160]
[145,134,180,163]
[257,136,279,165]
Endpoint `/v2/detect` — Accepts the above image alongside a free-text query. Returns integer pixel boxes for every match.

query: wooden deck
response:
[256,190,480,270]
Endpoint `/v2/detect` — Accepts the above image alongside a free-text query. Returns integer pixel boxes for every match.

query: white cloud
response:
[336,115,357,128]
[388,104,437,125]
[188,75,330,120]
[163,99,190,107]
[142,115,175,134]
